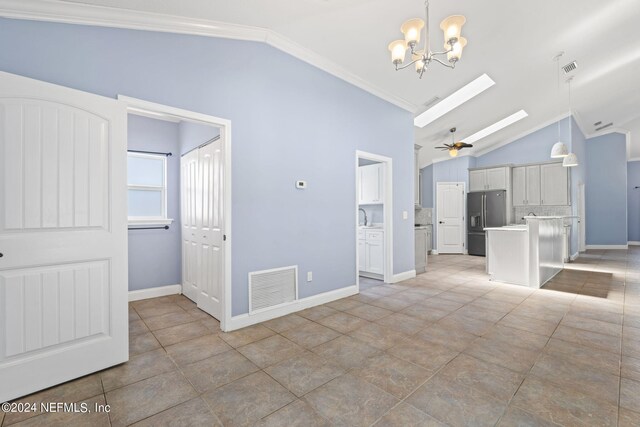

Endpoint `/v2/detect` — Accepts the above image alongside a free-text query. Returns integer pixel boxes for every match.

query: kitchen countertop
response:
[359,225,383,230]
[484,225,528,232]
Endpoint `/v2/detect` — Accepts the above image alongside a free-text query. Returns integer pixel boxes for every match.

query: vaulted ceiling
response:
[59,0,640,163]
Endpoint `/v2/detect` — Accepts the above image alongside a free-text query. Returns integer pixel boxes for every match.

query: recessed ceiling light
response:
[414,74,495,128]
[462,110,528,144]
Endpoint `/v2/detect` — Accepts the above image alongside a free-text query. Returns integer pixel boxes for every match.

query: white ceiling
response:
[59,0,640,165]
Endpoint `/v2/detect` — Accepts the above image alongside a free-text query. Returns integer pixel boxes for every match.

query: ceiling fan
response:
[435,127,472,157]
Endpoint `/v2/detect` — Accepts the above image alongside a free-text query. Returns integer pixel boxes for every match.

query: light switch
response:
[402,211,408,220]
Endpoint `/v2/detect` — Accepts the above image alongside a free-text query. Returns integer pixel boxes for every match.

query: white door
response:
[196,140,224,319]
[469,170,486,192]
[436,183,465,253]
[512,167,527,206]
[180,150,199,302]
[0,72,127,402]
[486,167,507,190]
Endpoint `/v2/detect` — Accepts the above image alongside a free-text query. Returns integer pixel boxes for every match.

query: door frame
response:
[355,151,393,287]
[436,182,466,254]
[118,95,233,331]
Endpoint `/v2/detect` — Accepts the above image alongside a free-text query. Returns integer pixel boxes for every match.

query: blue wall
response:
[0,18,415,316]
[585,133,627,245]
[127,115,182,291]
[420,164,433,208]
[475,118,571,167]
[628,161,640,242]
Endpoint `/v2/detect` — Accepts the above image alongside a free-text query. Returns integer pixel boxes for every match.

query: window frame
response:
[127,152,173,227]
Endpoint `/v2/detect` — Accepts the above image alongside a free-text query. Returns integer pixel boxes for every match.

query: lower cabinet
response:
[359,229,384,277]
[415,228,428,274]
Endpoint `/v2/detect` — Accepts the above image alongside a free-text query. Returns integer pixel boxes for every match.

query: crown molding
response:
[0,0,417,113]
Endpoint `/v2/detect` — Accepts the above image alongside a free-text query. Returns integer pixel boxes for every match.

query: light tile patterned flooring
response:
[3,249,640,426]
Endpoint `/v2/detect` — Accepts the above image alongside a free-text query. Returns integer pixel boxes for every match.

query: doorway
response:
[436,182,465,254]
[120,96,232,330]
[578,182,586,253]
[355,151,393,288]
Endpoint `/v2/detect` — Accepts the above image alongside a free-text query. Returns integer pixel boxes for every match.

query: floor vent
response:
[249,266,298,313]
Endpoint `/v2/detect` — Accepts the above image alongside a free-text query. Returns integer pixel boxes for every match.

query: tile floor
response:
[3,249,640,426]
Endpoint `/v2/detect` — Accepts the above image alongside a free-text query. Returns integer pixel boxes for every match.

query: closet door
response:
[195,140,224,319]
[180,150,199,302]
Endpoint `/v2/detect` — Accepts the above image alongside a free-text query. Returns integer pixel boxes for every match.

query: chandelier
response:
[388,1,467,78]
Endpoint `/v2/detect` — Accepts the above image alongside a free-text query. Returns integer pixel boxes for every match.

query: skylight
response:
[462,110,529,144]
[413,74,495,128]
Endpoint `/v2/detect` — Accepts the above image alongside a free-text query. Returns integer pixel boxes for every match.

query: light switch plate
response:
[307,271,313,282]
[402,211,408,220]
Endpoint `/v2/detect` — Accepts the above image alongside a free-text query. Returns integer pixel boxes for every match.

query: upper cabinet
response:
[512,165,541,206]
[512,162,568,206]
[359,163,383,204]
[469,167,508,192]
[540,163,569,205]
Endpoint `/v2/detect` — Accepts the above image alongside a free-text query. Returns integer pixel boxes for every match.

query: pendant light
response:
[563,77,579,168]
[550,53,568,158]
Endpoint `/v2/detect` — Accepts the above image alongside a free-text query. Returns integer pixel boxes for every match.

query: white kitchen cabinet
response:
[359,229,384,277]
[359,163,383,204]
[469,170,486,192]
[426,225,433,253]
[469,167,508,192]
[541,163,569,205]
[358,239,366,270]
[486,167,507,190]
[512,165,541,206]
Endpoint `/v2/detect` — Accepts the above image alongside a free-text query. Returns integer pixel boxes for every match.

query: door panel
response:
[196,140,224,319]
[512,167,526,206]
[526,165,541,205]
[180,150,199,302]
[0,71,127,402]
[437,183,464,253]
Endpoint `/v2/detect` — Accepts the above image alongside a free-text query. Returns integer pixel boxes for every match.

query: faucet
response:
[359,208,368,226]
[528,212,537,216]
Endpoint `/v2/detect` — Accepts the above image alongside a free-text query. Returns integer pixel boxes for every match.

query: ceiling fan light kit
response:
[436,127,473,157]
[388,1,466,78]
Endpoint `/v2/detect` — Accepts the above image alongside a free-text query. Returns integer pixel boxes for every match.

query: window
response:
[127,152,172,226]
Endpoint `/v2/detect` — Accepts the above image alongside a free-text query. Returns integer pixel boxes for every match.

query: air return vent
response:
[249,266,298,313]
[595,122,613,131]
[562,61,578,74]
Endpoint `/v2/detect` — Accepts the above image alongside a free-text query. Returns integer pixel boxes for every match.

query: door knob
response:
[439,221,444,224]
[0,253,3,258]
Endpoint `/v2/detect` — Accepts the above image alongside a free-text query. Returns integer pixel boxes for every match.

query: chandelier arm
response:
[430,47,454,56]
[395,58,424,71]
[430,57,455,68]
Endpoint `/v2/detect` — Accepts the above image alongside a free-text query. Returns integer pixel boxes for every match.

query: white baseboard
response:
[390,270,416,283]
[129,284,182,302]
[629,241,640,246]
[585,244,629,250]
[224,285,358,332]
[431,250,439,255]
[570,252,580,261]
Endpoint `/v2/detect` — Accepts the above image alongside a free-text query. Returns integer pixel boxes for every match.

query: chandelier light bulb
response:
[413,52,426,72]
[446,37,467,63]
[440,15,466,45]
[401,18,425,47]
[388,40,407,65]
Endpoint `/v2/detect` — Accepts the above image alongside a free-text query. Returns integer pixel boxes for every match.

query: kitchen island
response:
[484,216,564,288]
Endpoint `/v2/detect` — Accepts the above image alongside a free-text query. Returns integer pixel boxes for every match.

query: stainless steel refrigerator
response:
[467,190,507,256]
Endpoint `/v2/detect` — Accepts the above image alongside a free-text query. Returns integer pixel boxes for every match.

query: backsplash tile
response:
[513,206,572,224]
[415,207,433,225]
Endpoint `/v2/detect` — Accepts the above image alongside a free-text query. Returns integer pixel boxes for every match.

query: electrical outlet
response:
[307,271,313,282]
